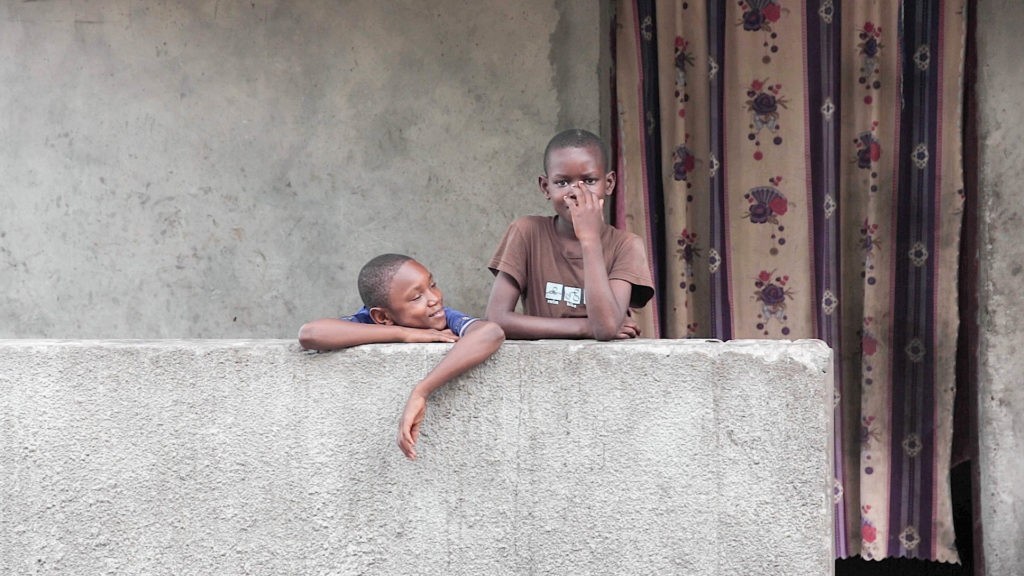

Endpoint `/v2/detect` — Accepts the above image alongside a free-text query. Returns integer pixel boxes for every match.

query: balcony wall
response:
[1,339,833,575]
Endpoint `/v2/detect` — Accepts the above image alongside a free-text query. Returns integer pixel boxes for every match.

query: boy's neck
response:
[553,215,607,241]
[553,215,579,240]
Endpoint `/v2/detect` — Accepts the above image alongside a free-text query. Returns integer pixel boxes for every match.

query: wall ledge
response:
[1,339,833,575]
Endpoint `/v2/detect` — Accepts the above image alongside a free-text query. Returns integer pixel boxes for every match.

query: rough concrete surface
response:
[0,339,833,575]
[0,0,605,338]
[976,2,1024,574]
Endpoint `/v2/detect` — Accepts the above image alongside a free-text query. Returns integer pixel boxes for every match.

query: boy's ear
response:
[538,174,551,199]
[368,306,393,325]
[603,171,617,196]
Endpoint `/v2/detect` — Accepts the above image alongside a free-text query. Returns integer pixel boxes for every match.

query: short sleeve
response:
[339,307,374,324]
[487,219,529,290]
[443,307,479,337]
[609,234,655,309]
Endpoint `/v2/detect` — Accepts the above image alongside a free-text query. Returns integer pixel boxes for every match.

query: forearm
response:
[487,309,591,340]
[411,320,505,397]
[298,319,410,350]
[579,240,625,340]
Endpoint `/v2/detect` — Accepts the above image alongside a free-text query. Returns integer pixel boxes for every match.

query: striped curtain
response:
[614,0,965,563]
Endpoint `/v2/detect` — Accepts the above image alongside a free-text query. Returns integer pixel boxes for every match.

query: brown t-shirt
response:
[488,215,655,318]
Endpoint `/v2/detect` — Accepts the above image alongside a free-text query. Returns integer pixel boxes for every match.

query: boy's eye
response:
[554,180,569,188]
[584,178,598,185]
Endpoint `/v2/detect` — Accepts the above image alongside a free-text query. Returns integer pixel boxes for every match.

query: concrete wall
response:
[0,339,835,575]
[976,2,1024,574]
[0,0,608,338]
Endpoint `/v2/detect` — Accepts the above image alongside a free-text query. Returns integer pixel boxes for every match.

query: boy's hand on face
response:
[397,391,427,460]
[565,183,606,243]
[400,327,459,343]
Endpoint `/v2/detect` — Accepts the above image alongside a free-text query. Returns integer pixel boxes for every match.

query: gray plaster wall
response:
[976,2,1024,574]
[0,339,835,575]
[0,0,607,338]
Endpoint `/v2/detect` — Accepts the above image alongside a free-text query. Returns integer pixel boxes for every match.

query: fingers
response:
[411,329,457,343]
[575,183,597,208]
[399,420,421,460]
[397,396,426,460]
[617,314,641,339]
[565,185,604,220]
[398,424,416,460]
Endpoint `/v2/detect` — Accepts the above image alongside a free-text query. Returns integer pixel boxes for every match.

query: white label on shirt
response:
[564,286,582,308]
[545,282,564,304]
[546,281,585,307]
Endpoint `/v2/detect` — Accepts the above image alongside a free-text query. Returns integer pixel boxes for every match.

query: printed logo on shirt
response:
[546,281,585,307]
[545,282,564,304]
[563,286,582,308]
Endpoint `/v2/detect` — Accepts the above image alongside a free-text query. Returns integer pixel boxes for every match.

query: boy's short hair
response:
[543,128,610,174]
[358,253,413,308]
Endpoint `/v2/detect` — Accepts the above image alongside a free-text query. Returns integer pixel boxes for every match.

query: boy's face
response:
[371,260,447,330]
[539,145,616,222]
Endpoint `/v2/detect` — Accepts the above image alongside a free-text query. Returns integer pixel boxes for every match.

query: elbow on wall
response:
[297,324,318,349]
[476,320,506,349]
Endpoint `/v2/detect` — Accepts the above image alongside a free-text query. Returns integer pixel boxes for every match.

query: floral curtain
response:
[613,0,965,563]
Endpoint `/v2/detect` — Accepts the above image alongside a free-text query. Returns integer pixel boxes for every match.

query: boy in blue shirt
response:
[299,253,504,460]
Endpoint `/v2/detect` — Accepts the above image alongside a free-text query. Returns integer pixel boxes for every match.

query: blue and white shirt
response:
[340,306,479,337]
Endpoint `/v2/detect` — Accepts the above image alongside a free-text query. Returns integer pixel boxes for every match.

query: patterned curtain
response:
[614,0,965,563]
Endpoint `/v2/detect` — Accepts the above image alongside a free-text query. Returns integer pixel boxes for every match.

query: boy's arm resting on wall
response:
[485,272,637,340]
[569,186,634,340]
[397,319,505,460]
[297,318,458,351]
[486,272,588,339]
[578,242,634,341]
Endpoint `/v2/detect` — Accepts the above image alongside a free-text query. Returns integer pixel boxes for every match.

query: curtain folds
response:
[613,0,965,563]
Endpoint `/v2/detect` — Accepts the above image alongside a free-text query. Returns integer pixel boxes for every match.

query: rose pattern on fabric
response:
[857,21,884,104]
[674,36,694,113]
[860,218,881,286]
[743,177,790,254]
[860,505,880,560]
[672,132,699,196]
[854,122,883,191]
[753,269,794,336]
[673,144,695,180]
[737,0,785,63]
[862,330,879,357]
[745,79,789,160]
[861,317,878,387]
[855,128,882,170]
[676,228,701,294]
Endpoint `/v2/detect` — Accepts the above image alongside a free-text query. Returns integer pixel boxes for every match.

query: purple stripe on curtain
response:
[706,0,731,340]
[886,1,909,554]
[804,0,847,556]
[636,0,668,337]
[927,1,951,560]
[887,0,942,558]
[624,0,662,336]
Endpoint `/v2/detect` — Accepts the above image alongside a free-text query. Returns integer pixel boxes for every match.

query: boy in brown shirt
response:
[486,129,654,340]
